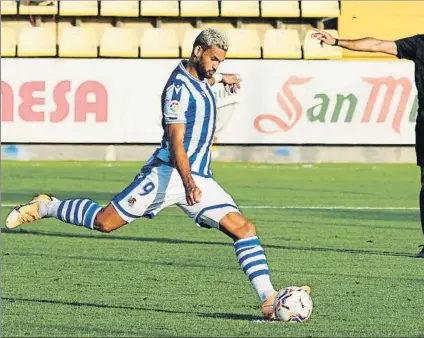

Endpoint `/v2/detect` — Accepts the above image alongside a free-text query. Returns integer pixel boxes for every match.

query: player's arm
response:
[208,73,242,93]
[311,30,398,56]
[168,124,201,206]
[163,81,201,206]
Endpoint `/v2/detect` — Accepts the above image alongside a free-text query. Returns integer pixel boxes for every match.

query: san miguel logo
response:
[254,76,312,134]
[1,80,108,122]
[362,77,414,133]
[254,76,418,135]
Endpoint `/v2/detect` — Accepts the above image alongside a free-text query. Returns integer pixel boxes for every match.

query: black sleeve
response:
[395,35,419,60]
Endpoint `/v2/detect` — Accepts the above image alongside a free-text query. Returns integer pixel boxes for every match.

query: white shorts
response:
[111,163,240,229]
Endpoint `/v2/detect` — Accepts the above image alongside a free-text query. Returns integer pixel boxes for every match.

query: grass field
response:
[1,161,424,337]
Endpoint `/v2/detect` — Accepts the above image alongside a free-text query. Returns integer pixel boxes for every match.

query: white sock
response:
[38,198,60,218]
[234,236,276,303]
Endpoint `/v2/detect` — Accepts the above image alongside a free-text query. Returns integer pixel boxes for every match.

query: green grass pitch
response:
[1,161,424,337]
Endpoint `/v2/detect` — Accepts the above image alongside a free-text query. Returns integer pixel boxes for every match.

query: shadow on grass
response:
[2,297,263,322]
[257,209,419,226]
[8,251,424,283]
[2,228,416,258]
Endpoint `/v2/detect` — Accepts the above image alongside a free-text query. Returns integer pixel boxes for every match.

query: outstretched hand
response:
[311,29,336,46]
[222,74,242,94]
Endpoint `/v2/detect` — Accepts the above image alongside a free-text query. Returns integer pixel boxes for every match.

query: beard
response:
[195,57,211,80]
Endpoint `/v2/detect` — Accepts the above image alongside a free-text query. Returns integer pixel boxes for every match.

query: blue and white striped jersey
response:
[153,61,217,178]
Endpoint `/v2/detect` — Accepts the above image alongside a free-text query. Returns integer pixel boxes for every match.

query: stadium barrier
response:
[1,58,417,162]
[0,143,415,164]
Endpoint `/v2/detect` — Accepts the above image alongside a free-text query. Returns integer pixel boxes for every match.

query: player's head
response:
[191,28,228,79]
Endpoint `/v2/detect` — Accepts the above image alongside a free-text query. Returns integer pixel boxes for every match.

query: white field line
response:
[0,203,418,211]
[239,206,418,211]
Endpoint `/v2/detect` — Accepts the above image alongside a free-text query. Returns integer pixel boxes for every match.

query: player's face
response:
[196,46,226,79]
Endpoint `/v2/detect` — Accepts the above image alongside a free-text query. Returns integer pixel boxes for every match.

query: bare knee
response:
[220,213,257,241]
[94,210,114,233]
[239,220,256,239]
[93,206,127,233]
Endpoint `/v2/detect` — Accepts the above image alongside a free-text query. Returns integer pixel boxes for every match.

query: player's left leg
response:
[180,176,309,320]
[218,212,277,320]
[217,212,310,320]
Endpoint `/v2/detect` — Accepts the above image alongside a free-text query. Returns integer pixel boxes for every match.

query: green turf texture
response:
[1,161,424,337]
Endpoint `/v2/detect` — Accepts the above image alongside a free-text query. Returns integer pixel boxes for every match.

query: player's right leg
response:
[5,194,130,232]
[5,163,170,232]
[5,194,113,231]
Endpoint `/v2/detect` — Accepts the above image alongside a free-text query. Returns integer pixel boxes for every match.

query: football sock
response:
[41,198,102,230]
[234,236,276,303]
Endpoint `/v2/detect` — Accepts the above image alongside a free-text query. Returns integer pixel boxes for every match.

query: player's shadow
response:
[2,228,416,258]
[197,312,263,321]
[1,297,263,321]
[7,251,424,283]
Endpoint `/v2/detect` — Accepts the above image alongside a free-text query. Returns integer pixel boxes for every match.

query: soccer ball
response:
[273,286,313,323]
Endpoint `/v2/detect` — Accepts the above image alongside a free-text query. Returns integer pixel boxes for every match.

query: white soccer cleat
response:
[5,194,57,229]
[262,291,278,320]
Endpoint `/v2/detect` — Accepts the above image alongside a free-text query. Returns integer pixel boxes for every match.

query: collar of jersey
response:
[179,61,208,85]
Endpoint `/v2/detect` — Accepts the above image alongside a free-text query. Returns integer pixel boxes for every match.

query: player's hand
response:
[311,29,336,46]
[185,184,202,206]
[222,74,242,94]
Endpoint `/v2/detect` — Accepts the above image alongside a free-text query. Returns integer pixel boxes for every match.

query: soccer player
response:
[312,31,424,258]
[6,28,310,319]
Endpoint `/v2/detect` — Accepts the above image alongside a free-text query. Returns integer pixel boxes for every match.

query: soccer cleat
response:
[416,245,424,258]
[301,285,311,294]
[262,291,278,320]
[5,194,57,229]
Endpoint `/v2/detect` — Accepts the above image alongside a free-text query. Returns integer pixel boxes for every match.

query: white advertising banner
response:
[1,59,417,144]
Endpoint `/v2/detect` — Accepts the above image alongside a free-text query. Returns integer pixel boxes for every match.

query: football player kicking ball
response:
[6,28,310,320]
[313,30,424,258]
